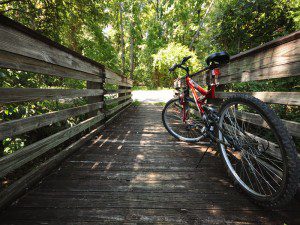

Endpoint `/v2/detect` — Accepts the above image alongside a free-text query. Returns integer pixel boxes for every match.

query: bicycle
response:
[162,52,299,208]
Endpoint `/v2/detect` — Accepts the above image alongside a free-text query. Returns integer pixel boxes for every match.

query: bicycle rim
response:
[218,101,286,199]
[163,99,204,142]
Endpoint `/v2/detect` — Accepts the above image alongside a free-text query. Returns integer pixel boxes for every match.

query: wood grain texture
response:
[0,102,103,140]
[0,15,104,71]
[0,105,298,224]
[105,95,132,105]
[106,77,133,87]
[233,110,300,138]
[230,31,300,61]
[0,113,105,178]
[105,68,133,86]
[0,24,103,76]
[215,92,300,106]
[105,89,132,95]
[219,38,300,84]
[0,88,103,104]
[0,50,103,82]
[0,103,131,211]
[105,99,133,117]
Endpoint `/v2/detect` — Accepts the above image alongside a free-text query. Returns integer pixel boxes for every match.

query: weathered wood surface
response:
[105,88,132,95]
[233,110,300,138]
[0,113,105,178]
[0,50,103,83]
[0,103,131,211]
[219,33,300,84]
[105,68,133,86]
[215,91,300,106]
[105,94,132,105]
[0,88,103,104]
[0,102,103,140]
[1,105,299,224]
[0,16,104,77]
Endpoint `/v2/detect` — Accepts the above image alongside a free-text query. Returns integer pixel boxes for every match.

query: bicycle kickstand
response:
[196,141,215,168]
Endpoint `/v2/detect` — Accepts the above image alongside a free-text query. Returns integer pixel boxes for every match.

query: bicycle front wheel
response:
[162,98,205,142]
[217,94,298,207]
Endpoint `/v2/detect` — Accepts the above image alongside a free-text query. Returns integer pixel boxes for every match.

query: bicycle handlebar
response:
[169,63,178,72]
[169,56,212,80]
[169,56,192,72]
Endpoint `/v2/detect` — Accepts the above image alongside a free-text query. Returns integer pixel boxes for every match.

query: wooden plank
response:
[105,99,132,117]
[0,103,131,210]
[105,95,132,105]
[2,208,290,224]
[14,191,254,209]
[0,102,103,140]
[105,68,133,85]
[0,20,103,76]
[230,31,300,62]
[0,88,103,104]
[0,104,299,224]
[219,38,300,83]
[0,50,103,83]
[105,89,132,95]
[0,113,105,178]
[215,92,300,106]
[105,77,132,87]
[233,110,300,138]
[0,125,101,210]
[87,80,104,116]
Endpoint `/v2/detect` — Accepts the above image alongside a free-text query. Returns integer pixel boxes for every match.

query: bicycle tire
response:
[162,98,205,142]
[217,93,298,208]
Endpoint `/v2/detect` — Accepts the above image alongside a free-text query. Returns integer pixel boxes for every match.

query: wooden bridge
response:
[0,15,299,224]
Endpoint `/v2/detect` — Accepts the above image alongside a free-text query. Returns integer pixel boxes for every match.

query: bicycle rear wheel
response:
[217,94,298,207]
[162,98,205,142]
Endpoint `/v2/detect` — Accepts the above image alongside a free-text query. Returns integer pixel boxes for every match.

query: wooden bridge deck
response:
[0,105,299,224]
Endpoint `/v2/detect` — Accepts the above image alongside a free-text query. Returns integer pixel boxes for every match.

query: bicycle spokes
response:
[218,102,284,197]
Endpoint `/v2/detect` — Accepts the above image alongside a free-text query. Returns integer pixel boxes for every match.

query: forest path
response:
[132,90,174,103]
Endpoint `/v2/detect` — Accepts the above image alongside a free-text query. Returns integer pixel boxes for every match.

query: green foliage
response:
[0,0,299,156]
[132,100,141,106]
[152,42,200,87]
[208,0,297,54]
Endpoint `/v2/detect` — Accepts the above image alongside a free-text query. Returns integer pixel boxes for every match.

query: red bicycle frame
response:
[180,68,220,121]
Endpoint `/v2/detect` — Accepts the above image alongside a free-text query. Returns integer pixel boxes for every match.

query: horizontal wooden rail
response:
[0,103,131,210]
[0,88,103,104]
[215,92,300,106]
[105,89,132,95]
[235,110,300,138]
[106,99,133,117]
[105,68,133,86]
[106,77,132,87]
[0,102,103,140]
[0,15,133,210]
[105,95,132,105]
[218,33,300,84]
[0,50,103,83]
[0,113,105,178]
[0,15,104,78]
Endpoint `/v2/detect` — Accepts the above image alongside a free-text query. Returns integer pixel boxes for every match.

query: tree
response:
[152,42,201,87]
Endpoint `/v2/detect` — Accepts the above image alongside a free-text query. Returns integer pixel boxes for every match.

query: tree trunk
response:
[189,0,215,50]
[119,2,126,76]
[129,24,134,80]
[0,141,4,158]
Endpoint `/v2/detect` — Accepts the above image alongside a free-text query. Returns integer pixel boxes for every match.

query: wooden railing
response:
[0,15,132,208]
[192,31,300,142]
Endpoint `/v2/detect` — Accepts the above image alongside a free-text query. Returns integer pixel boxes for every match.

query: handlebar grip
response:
[181,56,192,64]
[169,63,178,72]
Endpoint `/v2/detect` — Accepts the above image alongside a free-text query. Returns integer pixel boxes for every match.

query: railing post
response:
[118,76,127,104]
[87,68,105,116]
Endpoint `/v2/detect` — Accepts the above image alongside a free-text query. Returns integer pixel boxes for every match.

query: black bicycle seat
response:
[206,51,230,66]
